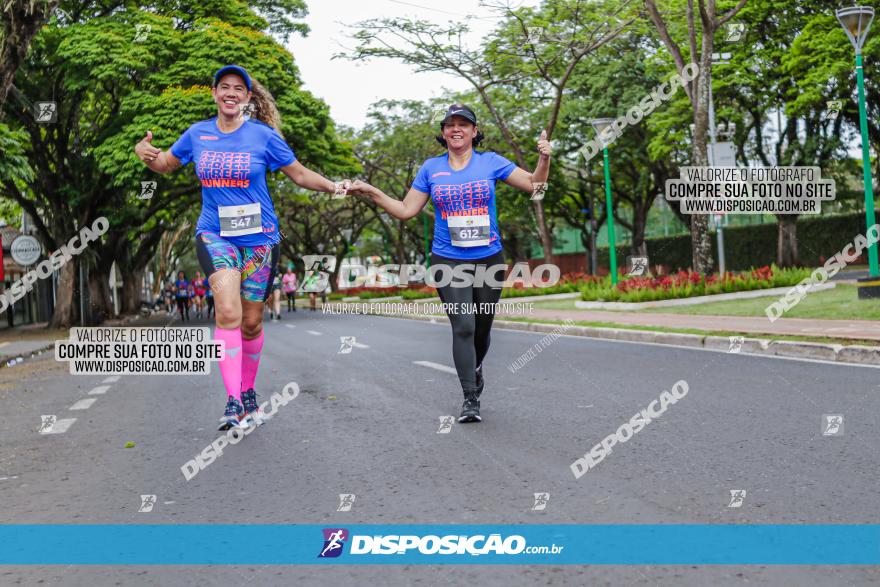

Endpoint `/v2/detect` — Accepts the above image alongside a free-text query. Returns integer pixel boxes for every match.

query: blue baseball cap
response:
[213,65,252,90]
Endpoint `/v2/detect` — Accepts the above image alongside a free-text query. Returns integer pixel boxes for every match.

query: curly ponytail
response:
[247,79,282,133]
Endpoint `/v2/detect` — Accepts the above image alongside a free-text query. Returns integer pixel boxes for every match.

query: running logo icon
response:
[34,102,57,123]
[301,255,335,293]
[133,23,151,43]
[728,336,744,353]
[139,181,157,200]
[532,492,550,511]
[437,415,454,434]
[725,23,745,42]
[337,494,355,512]
[338,336,356,354]
[824,100,842,121]
[727,490,746,508]
[628,256,648,276]
[318,528,349,558]
[822,414,844,436]
[526,26,543,44]
[531,182,548,201]
[38,415,56,434]
[138,494,157,513]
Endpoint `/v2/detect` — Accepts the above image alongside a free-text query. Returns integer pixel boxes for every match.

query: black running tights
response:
[431,252,504,392]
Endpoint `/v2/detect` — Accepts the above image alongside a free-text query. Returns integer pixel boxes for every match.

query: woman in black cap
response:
[351,104,551,423]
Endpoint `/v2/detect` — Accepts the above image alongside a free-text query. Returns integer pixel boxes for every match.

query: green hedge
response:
[592,211,874,271]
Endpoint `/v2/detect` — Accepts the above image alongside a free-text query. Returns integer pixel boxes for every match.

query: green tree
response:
[1,1,353,326]
[644,0,750,273]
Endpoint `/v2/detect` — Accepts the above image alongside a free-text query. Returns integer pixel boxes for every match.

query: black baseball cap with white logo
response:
[440,104,477,126]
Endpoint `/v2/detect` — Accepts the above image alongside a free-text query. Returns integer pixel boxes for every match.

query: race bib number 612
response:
[448,214,490,247]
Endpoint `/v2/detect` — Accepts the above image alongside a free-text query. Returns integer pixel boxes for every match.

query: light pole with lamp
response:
[837,5,880,295]
[591,118,619,285]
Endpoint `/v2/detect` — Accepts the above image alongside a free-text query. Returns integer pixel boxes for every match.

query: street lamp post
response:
[591,118,618,285]
[837,5,879,284]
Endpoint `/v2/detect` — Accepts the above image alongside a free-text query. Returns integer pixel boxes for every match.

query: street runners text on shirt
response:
[323,302,535,316]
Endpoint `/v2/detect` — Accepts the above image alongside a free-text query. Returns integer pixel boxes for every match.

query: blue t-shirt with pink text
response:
[412,151,515,260]
[171,118,296,247]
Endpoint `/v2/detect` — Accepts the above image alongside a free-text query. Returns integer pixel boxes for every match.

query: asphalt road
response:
[1,309,878,586]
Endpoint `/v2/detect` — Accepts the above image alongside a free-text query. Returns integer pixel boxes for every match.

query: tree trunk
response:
[87,265,113,324]
[122,268,144,315]
[0,1,60,108]
[49,260,76,328]
[630,206,649,261]
[533,200,554,265]
[590,217,599,275]
[777,216,800,267]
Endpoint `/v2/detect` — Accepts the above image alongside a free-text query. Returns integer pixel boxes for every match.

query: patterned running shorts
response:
[195,232,280,303]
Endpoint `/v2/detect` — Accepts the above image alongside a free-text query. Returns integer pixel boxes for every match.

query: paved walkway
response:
[496,307,880,341]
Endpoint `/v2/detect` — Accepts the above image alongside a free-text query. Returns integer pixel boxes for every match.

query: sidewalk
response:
[497,307,880,342]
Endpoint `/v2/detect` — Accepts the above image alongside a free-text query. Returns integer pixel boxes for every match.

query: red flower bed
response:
[617,266,775,292]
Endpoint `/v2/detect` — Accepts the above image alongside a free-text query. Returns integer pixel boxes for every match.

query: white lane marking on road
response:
[69,398,97,410]
[0,475,19,480]
[42,418,76,434]
[103,376,120,383]
[307,330,322,336]
[285,324,296,329]
[352,342,369,349]
[88,385,111,395]
[413,361,457,375]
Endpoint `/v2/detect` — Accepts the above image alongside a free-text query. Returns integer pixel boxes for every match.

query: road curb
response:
[373,311,878,366]
[0,342,55,368]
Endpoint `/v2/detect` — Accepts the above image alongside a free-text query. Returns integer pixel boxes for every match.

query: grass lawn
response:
[529,284,880,321]
[640,284,880,320]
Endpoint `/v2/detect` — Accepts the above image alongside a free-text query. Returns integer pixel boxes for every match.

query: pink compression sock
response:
[241,331,264,391]
[215,327,243,400]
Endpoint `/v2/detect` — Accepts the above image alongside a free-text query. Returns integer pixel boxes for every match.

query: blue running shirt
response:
[171,118,296,247]
[412,151,516,260]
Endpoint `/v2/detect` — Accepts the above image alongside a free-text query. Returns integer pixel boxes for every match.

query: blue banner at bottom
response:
[0,525,877,565]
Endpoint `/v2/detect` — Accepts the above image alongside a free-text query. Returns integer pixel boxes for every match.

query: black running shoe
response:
[458,393,481,423]
[475,364,484,399]
[218,396,244,431]
[241,388,265,426]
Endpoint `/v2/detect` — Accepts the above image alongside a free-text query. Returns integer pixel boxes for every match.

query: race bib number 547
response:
[218,203,262,237]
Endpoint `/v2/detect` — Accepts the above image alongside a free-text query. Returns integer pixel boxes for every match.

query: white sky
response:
[287,0,538,129]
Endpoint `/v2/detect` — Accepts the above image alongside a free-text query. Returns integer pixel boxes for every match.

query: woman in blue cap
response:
[351,104,551,423]
[135,65,351,430]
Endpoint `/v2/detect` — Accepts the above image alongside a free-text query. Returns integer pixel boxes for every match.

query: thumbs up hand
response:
[537,129,552,159]
[135,130,162,164]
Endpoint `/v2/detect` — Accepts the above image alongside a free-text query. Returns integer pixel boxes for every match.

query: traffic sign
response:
[10,235,41,266]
